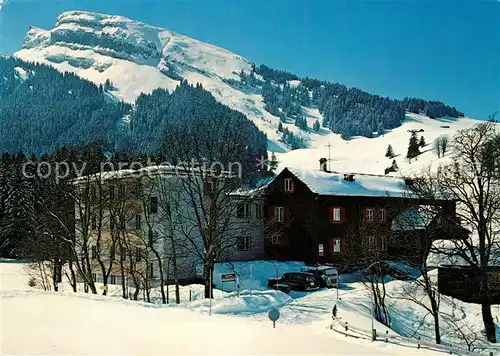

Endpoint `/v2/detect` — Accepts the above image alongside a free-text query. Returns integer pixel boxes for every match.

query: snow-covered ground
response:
[2,261,499,355]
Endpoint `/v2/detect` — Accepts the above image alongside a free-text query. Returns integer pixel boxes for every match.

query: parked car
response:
[301,266,339,288]
[268,272,320,292]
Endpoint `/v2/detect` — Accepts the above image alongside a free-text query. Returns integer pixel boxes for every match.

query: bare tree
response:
[160,111,267,299]
[93,176,116,295]
[443,300,487,352]
[434,135,450,158]
[410,122,500,342]
[349,220,392,327]
[393,183,448,345]
[139,175,176,304]
[53,175,98,294]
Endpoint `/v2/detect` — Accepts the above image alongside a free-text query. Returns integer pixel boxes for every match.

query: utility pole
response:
[325,142,332,171]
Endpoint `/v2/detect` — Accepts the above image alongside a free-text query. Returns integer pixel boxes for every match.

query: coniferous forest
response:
[252,64,464,139]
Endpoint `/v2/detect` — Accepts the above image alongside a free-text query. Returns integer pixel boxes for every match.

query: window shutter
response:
[328,238,334,254]
[362,208,367,222]
[340,207,346,222]
[267,206,273,219]
[328,207,333,222]
[284,206,291,221]
[342,238,348,251]
[291,180,295,192]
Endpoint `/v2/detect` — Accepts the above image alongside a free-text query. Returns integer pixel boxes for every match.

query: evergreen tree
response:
[385,144,395,158]
[406,132,420,159]
[313,120,321,131]
[278,122,283,132]
[104,79,113,91]
[0,154,36,257]
[269,152,278,172]
[419,136,426,147]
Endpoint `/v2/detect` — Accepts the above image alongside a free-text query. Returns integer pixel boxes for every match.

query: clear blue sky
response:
[0,0,498,119]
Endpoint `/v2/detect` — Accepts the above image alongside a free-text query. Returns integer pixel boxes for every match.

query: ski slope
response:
[13,11,480,174]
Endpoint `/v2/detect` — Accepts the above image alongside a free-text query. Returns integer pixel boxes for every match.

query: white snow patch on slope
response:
[277,114,480,176]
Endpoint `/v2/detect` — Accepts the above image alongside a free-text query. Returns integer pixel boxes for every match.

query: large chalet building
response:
[262,160,467,268]
[73,166,264,288]
[72,160,467,288]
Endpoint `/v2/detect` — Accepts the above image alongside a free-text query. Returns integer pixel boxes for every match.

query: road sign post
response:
[268,307,280,328]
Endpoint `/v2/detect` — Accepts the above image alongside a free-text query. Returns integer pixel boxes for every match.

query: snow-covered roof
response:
[73,165,234,184]
[287,168,413,198]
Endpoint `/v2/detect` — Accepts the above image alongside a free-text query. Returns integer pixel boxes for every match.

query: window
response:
[237,203,250,218]
[284,178,294,192]
[272,235,283,245]
[380,208,387,222]
[333,239,341,253]
[148,228,154,245]
[120,247,127,261]
[91,215,97,230]
[367,236,375,250]
[255,204,264,219]
[274,206,284,222]
[118,184,125,198]
[330,207,342,222]
[135,214,141,230]
[366,208,374,222]
[109,185,115,200]
[148,264,154,278]
[92,272,97,281]
[381,236,387,251]
[110,275,116,284]
[329,238,341,253]
[91,245,97,259]
[150,196,158,213]
[237,236,251,251]
[136,247,142,262]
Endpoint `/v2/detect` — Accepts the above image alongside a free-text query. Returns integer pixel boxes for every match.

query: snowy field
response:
[2,261,499,355]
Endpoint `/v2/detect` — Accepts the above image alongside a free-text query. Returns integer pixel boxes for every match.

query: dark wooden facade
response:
[438,266,500,304]
[263,168,461,268]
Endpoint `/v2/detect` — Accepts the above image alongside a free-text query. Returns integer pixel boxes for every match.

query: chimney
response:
[344,174,355,182]
[319,158,328,172]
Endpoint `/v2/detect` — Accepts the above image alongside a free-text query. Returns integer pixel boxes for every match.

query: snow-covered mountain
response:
[14,11,480,176]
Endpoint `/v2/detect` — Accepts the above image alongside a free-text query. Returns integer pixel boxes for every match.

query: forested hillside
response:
[0,57,129,154]
[129,80,268,162]
[0,58,267,163]
[252,64,464,139]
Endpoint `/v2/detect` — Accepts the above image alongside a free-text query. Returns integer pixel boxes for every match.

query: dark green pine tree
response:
[407,132,421,159]
[0,153,10,233]
[419,135,426,147]
[278,122,284,132]
[385,144,395,158]
[313,120,321,131]
[1,154,36,257]
[269,152,278,172]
